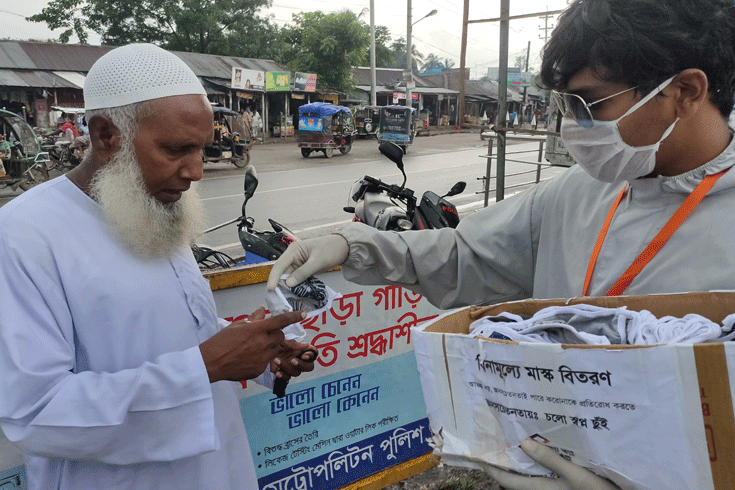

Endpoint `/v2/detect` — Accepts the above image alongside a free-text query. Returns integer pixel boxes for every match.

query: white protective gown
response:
[0,177,265,490]
[338,137,735,308]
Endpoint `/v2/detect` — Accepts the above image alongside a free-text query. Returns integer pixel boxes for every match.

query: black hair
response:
[540,0,735,117]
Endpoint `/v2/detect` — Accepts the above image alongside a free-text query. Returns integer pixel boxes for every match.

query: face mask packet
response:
[265,274,342,341]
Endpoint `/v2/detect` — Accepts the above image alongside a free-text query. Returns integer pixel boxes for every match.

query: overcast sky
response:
[2,0,570,78]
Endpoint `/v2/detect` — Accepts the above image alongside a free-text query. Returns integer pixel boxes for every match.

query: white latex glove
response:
[267,235,349,290]
[481,439,620,490]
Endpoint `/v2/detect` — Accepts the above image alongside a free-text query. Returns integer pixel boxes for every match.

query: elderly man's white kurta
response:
[0,177,258,490]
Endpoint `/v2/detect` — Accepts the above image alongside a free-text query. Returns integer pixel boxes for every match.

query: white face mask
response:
[560,76,678,183]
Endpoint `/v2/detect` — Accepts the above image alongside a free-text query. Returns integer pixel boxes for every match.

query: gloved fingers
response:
[284,263,324,288]
[480,462,565,490]
[267,247,300,290]
[267,235,349,289]
[519,439,619,490]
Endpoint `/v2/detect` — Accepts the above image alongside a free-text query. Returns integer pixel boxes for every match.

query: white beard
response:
[89,142,206,259]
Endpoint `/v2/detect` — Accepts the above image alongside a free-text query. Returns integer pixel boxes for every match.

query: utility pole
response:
[458,0,470,128]
[460,4,565,201]
[406,0,413,106]
[370,0,377,106]
[539,9,555,43]
[522,40,530,125]
[539,9,555,111]
[496,0,509,200]
[406,6,437,108]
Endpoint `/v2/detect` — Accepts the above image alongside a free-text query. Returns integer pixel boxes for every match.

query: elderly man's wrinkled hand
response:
[199,309,306,383]
[270,340,318,382]
[481,439,620,490]
[266,235,349,290]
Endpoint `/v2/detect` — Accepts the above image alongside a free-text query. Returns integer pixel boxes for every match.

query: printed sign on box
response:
[413,293,735,490]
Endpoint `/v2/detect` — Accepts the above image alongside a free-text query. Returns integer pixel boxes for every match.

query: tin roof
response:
[351,67,439,89]
[0,69,79,88]
[0,40,289,88]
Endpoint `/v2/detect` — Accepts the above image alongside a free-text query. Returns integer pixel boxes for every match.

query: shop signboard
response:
[294,73,318,92]
[266,72,291,92]
[232,67,266,91]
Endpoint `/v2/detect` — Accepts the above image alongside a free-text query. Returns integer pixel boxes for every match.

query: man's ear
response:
[88,114,122,161]
[671,69,709,119]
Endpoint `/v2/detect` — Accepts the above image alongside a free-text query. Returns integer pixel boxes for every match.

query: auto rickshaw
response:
[204,106,253,168]
[296,102,356,158]
[353,106,381,138]
[0,109,50,191]
[377,105,417,154]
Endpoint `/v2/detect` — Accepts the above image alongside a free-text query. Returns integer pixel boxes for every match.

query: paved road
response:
[0,132,569,256]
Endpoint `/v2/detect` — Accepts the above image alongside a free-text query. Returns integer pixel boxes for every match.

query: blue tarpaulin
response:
[298,102,352,117]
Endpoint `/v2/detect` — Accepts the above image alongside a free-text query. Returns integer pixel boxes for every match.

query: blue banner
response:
[258,418,431,490]
[242,353,433,490]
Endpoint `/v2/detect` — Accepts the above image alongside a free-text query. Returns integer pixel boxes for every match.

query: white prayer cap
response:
[84,43,206,110]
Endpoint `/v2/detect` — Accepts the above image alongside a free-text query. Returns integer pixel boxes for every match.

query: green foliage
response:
[421,53,443,71]
[27,0,280,59]
[27,0,454,92]
[372,25,394,68]
[385,37,423,71]
[278,10,369,92]
[27,0,99,44]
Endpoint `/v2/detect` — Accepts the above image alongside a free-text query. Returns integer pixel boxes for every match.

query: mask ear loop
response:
[617,75,677,121]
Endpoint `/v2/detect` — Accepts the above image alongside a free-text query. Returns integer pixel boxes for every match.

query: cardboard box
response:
[412,292,735,490]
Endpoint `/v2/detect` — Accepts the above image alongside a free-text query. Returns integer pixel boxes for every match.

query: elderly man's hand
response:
[481,439,620,490]
[266,235,349,290]
[270,340,318,382]
[199,308,306,383]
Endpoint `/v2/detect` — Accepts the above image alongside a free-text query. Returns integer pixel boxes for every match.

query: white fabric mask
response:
[561,76,678,183]
[265,274,342,341]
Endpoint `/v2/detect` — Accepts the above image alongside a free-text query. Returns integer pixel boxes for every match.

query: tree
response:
[278,11,369,92]
[386,37,423,71]
[372,25,394,68]
[421,53,443,71]
[28,0,278,58]
[514,53,528,71]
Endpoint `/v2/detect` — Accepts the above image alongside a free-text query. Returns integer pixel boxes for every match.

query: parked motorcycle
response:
[344,141,466,231]
[193,165,297,269]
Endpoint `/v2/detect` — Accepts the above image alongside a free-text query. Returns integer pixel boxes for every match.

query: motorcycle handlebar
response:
[359,175,415,202]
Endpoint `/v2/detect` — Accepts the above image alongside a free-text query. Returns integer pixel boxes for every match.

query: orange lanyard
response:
[582,169,728,297]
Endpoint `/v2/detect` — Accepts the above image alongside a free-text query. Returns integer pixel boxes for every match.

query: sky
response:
[2,0,570,78]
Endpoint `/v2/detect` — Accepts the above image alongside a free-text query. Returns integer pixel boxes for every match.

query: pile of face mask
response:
[468,304,735,345]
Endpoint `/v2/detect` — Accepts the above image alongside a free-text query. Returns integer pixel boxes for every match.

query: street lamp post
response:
[370,1,377,106]
[359,6,377,106]
[406,6,437,106]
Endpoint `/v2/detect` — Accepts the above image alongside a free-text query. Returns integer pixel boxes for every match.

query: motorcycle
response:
[193,165,297,269]
[343,141,466,231]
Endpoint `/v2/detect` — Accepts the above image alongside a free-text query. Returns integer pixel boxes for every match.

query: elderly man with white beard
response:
[0,44,316,490]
